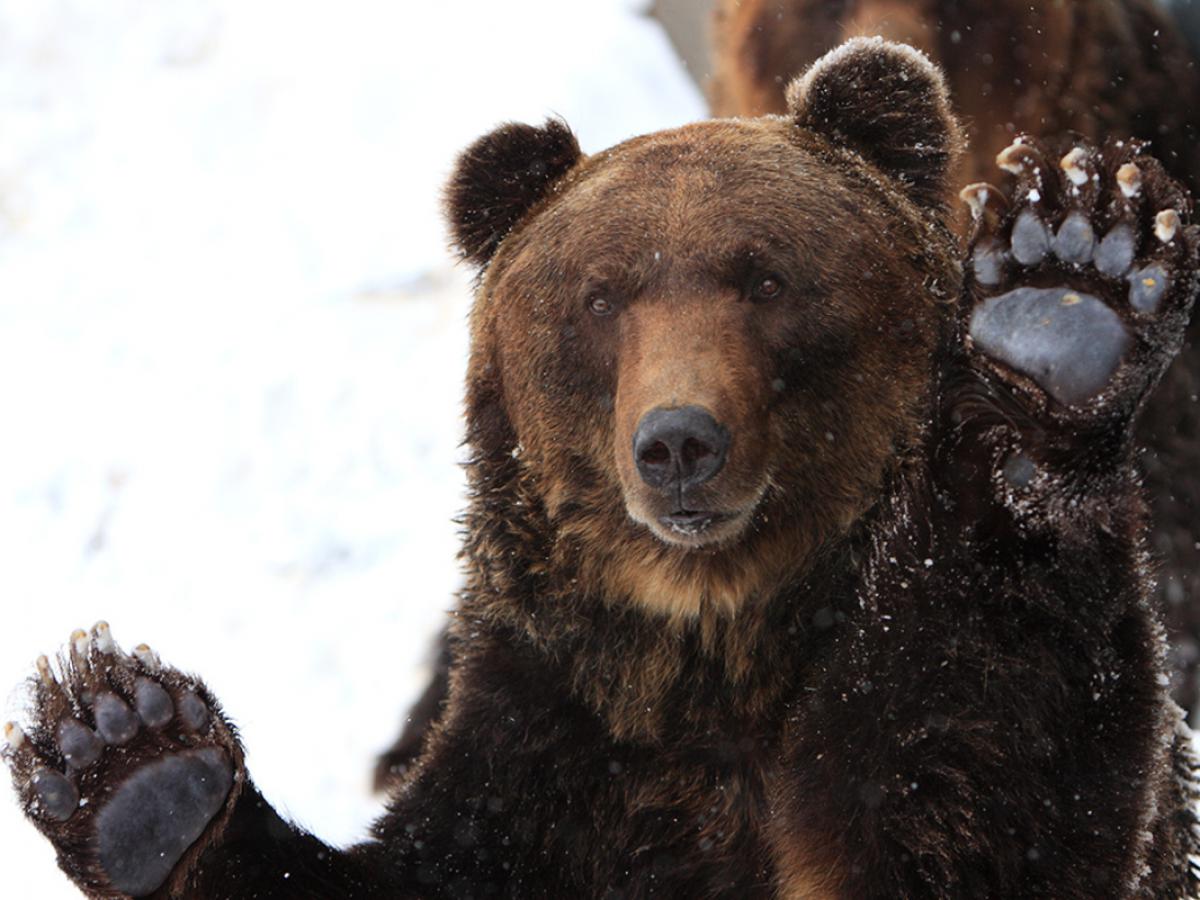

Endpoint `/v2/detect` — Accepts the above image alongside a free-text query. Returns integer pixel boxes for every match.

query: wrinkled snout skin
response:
[615,295,770,548]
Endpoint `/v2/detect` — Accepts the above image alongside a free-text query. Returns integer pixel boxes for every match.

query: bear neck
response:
[456,446,894,743]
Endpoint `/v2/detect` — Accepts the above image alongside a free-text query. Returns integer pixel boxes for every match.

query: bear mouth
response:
[659,510,731,537]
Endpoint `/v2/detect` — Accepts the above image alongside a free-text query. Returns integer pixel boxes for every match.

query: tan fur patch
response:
[591,520,803,622]
[774,853,844,900]
[765,770,846,900]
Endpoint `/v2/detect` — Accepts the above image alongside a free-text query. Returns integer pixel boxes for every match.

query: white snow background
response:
[0,0,705,893]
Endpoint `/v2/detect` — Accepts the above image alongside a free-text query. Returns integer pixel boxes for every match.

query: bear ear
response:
[786,37,962,210]
[445,118,583,268]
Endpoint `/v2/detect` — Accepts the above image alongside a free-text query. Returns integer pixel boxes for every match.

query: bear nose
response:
[633,406,730,493]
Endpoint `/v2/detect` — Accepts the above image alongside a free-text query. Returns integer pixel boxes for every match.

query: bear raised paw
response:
[963,138,1198,429]
[3,623,242,898]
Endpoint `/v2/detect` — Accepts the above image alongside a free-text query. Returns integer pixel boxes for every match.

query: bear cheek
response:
[490,305,623,512]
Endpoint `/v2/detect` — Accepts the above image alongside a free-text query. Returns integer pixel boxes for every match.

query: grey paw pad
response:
[1095,223,1136,277]
[177,692,210,732]
[1011,210,1051,265]
[1054,212,1095,264]
[1128,264,1169,313]
[1003,452,1036,488]
[31,768,78,821]
[56,719,103,769]
[973,241,1007,286]
[134,678,174,730]
[95,693,139,746]
[96,747,233,897]
[969,286,1131,406]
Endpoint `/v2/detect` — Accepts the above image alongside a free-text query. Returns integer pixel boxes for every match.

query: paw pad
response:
[95,747,233,897]
[1053,212,1095,264]
[970,287,1130,406]
[178,691,211,732]
[1094,223,1136,278]
[1012,209,1052,265]
[1129,265,1170,313]
[4,622,241,898]
[56,718,103,769]
[31,768,79,822]
[134,676,174,729]
[94,692,139,745]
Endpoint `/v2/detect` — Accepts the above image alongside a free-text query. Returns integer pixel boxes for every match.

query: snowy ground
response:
[0,0,704,893]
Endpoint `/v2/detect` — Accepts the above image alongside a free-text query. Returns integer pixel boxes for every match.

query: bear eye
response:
[588,294,615,317]
[751,275,784,301]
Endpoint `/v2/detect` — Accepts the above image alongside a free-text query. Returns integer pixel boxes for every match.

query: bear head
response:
[446,38,963,620]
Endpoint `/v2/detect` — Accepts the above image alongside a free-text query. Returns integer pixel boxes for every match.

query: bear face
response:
[449,39,964,619]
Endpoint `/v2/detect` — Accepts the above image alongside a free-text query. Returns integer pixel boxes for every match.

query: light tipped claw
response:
[70,629,89,663]
[133,643,160,671]
[4,721,25,750]
[960,183,989,219]
[35,655,55,687]
[92,621,116,654]
[1155,209,1181,244]
[1117,163,1143,199]
[959,182,1009,226]
[996,141,1042,176]
[1060,147,1089,187]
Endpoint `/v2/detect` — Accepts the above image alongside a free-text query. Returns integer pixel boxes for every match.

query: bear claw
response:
[35,654,55,687]
[1156,209,1180,244]
[132,642,160,671]
[92,620,117,654]
[960,182,1009,223]
[1117,162,1143,198]
[996,140,1048,178]
[69,629,89,666]
[1060,147,1091,187]
[5,624,241,897]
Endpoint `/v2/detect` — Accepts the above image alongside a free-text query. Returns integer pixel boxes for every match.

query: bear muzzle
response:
[624,404,764,546]
[632,405,730,493]
[632,406,737,539]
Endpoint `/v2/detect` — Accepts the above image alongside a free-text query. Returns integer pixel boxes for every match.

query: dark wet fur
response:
[705,0,1200,720]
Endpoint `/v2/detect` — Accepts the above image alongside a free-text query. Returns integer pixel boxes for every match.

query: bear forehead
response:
[571,118,849,217]
[500,119,885,276]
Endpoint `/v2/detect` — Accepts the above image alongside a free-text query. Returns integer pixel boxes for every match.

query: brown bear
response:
[707,0,1200,718]
[376,0,1200,786]
[6,37,1200,899]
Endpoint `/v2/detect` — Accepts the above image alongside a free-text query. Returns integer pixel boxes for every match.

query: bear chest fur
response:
[590,732,842,899]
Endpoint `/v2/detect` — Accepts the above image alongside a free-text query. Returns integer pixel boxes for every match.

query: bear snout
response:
[632,405,730,494]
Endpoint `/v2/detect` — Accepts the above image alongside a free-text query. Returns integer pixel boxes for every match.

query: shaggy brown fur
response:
[376,2,1200,782]
[8,39,1200,898]
[706,0,1200,723]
